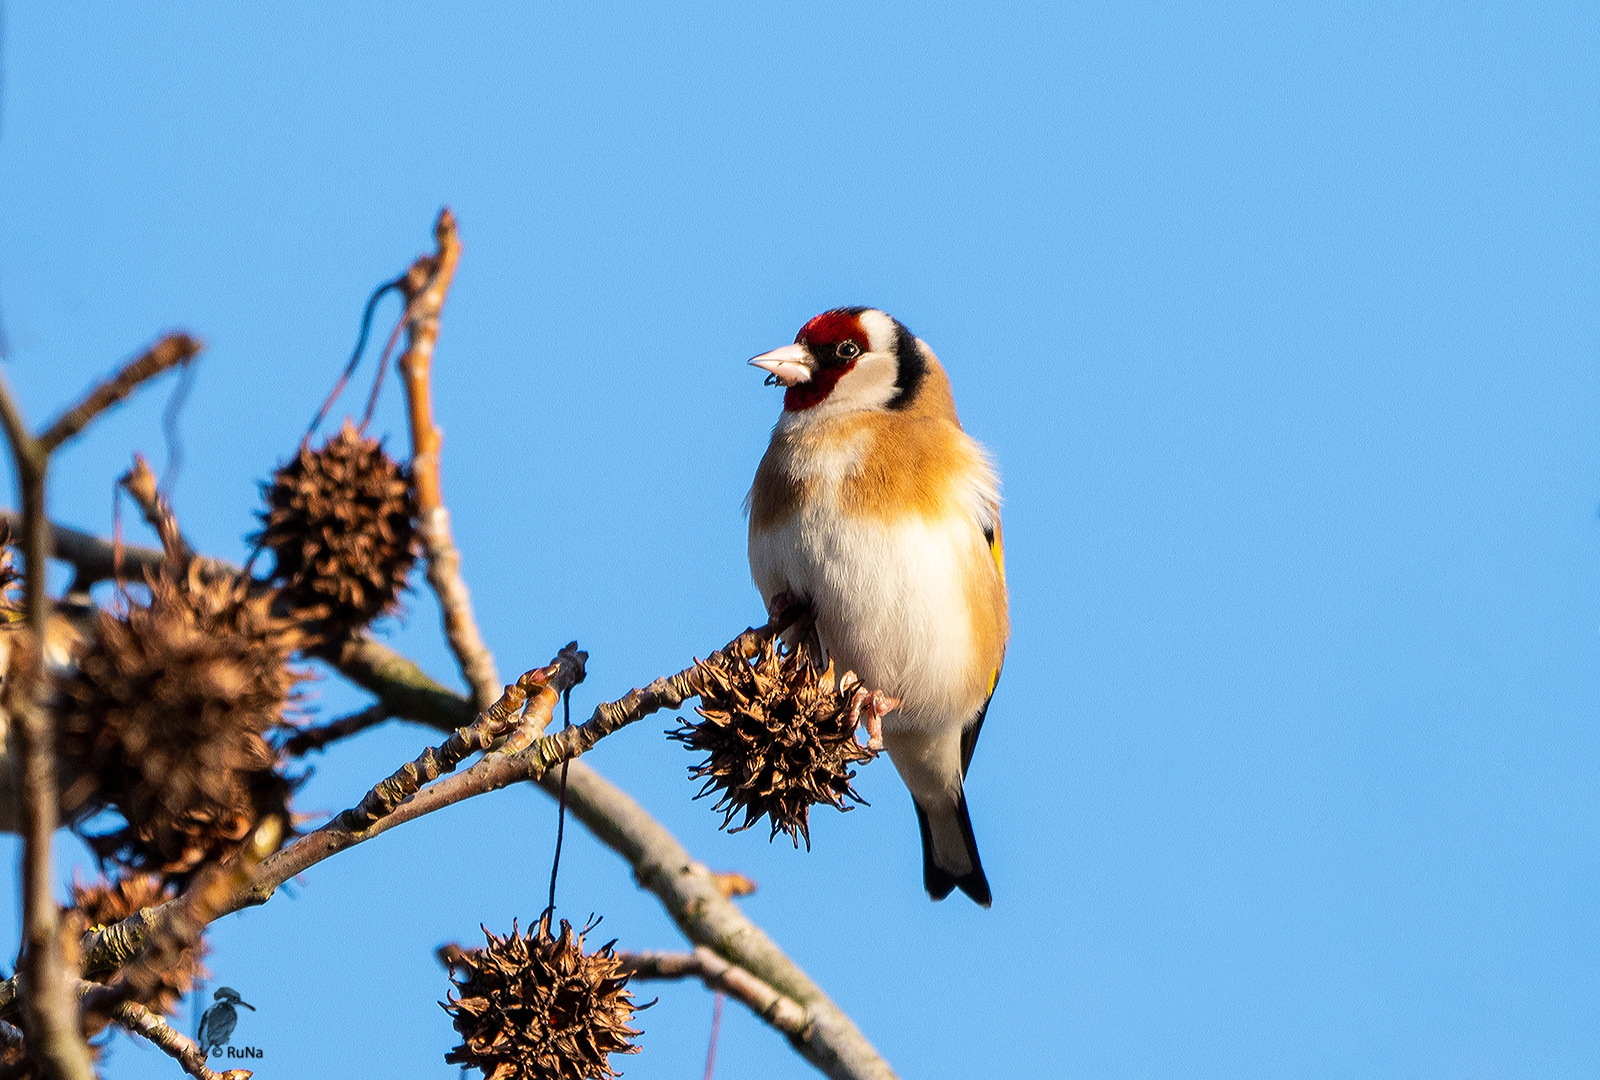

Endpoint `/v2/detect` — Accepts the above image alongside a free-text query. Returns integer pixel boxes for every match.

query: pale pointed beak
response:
[749,343,814,386]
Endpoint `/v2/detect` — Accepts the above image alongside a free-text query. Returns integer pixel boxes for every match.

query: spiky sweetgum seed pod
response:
[670,639,876,849]
[58,564,304,878]
[254,419,418,637]
[442,915,642,1080]
[63,873,208,1016]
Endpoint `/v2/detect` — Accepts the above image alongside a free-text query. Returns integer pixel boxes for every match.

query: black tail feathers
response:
[915,789,991,907]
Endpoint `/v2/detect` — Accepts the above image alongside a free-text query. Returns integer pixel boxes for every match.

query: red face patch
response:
[784,363,855,411]
[786,309,868,412]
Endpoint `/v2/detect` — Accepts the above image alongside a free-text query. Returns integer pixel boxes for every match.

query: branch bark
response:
[0,374,94,1080]
[0,513,232,594]
[395,209,500,711]
[98,993,251,1080]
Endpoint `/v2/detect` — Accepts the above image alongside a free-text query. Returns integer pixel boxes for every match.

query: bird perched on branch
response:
[746,308,1009,906]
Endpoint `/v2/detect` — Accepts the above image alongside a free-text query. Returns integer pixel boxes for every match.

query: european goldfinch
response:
[746,307,1009,906]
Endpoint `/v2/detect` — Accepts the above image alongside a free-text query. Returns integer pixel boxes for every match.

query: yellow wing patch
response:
[988,517,1005,582]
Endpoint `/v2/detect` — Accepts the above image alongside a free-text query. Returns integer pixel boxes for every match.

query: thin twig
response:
[37,333,203,456]
[544,688,573,920]
[0,372,94,1080]
[512,620,783,776]
[618,949,809,1039]
[337,650,586,832]
[118,453,191,568]
[395,209,500,710]
[307,279,400,440]
[280,703,392,756]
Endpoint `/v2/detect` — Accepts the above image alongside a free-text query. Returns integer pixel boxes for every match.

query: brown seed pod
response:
[0,522,21,625]
[442,915,642,1080]
[0,1038,41,1080]
[59,563,304,878]
[254,419,418,637]
[670,639,877,849]
[63,873,208,1016]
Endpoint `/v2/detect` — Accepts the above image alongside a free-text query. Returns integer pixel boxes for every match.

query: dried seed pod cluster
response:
[671,638,877,848]
[254,420,418,637]
[442,916,642,1080]
[59,564,303,877]
[64,873,207,1016]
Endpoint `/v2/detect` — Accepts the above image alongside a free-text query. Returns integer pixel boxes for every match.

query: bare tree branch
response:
[37,333,202,456]
[553,761,897,1080]
[395,209,500,711]
[0,513,233,594]
[99,994,251,1080]
[4,520,901,1080]
[617,948,810,1038]
[12,647,590,1003]
[324,631,476,729]
[0,372,93,1080]
[280,703,391,756]
[337,647,586,831]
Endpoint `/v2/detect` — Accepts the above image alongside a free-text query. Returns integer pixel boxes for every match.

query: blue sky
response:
[1,2,1598,1077]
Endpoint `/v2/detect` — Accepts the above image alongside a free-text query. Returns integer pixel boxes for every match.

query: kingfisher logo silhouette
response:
[197,987,261,1059]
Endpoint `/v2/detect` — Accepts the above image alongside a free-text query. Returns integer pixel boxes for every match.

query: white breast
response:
[749,490,988,737]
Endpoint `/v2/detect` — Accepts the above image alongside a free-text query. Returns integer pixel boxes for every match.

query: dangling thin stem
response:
[111,481,128,606]
[703,991,726,1080]
[306,279,401,442]
[544,687,573,920]
[358,312,407,434]
[158,355,197,496]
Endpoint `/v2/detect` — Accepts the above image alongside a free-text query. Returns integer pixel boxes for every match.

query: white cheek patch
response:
[782,352,898,421]
[829,353,900,412]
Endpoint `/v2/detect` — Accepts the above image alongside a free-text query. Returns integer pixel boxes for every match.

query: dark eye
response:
[835,340,861,360]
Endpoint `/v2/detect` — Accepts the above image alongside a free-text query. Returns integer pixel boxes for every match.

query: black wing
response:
[960,668,1002,777]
